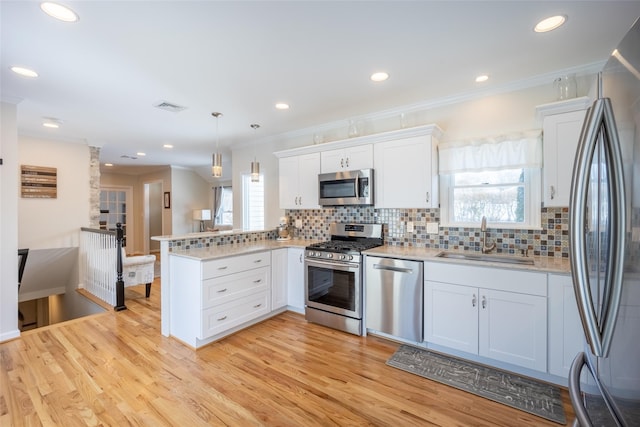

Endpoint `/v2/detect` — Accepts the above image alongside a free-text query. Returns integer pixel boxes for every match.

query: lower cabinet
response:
[271,248,288,311]
[287,247,305,313]
[170,250,272,348]
[424,262,547,372]
[548,273,584,378]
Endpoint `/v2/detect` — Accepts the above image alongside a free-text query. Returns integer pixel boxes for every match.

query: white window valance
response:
[439,130,542,174]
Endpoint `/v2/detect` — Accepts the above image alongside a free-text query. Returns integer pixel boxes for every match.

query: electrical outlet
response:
[295,219,302,228]
[426,222,439,234]
[406,221,414,233]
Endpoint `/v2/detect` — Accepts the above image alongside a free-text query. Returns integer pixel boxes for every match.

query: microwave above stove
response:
[318,168,374,206]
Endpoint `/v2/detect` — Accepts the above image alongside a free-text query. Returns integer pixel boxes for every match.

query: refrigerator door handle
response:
[568,352,593,427]
[569,90,626,358]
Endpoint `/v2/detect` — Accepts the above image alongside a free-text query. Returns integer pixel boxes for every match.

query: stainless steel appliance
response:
[318,169,374,206]
[305,222,383,335]
[364,256,423,342]
[568,18,640,426]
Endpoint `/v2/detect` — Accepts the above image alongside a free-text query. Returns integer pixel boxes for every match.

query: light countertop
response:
[168,238,318,261]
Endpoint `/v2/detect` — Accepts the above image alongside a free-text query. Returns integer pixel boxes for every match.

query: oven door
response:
[305,257,361,319]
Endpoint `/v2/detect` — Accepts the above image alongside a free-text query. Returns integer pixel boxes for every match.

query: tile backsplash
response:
[286,206,570,258]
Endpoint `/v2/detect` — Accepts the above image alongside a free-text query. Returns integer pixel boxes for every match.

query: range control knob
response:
[326,253,333,259]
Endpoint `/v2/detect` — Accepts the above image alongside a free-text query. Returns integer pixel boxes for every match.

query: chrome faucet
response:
[480,216,496,254]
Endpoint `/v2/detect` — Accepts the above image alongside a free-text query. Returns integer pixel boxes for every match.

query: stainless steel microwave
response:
[318,169,374,206]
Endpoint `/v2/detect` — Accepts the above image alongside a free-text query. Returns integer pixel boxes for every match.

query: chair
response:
[18,248,29,290]
[121,248,156,298]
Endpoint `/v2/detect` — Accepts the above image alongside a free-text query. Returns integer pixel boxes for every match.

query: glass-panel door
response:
[100,187,132,248]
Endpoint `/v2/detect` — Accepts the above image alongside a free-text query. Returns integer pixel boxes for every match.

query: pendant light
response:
[211,112,223,178]
[250,123,260,182]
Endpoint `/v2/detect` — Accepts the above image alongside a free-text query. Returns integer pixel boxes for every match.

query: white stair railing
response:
[80,227,117,306]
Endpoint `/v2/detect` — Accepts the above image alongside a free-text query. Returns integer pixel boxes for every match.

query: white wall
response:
[170,166,211,235]
[18,136,90,249]
[0,101,20,342]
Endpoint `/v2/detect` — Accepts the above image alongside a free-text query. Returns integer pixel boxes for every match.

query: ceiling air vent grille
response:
[154,100,187,113]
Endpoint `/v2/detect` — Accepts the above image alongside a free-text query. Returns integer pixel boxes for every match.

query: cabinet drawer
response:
[200,291,270,339]
[203,251,271,279]
[424,261,547,296]
[202,267,269,309]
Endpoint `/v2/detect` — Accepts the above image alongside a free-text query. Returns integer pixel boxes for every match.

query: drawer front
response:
[200,291,270,338]
[202,251,271,279]
[424,261,547,296]
[202,267,269,309]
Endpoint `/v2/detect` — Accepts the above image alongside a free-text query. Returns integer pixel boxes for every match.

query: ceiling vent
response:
[154,100,187,113]
[120,154,138,160]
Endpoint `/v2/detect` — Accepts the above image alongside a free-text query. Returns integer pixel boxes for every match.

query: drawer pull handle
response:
[472,294,477,307]
[482,296,487,309]
[217,288,227,293]
[254,303,262,308]
[218,266,228,270]
[217,316,227,321]
[254,259,262,263]
[253,279,262,283]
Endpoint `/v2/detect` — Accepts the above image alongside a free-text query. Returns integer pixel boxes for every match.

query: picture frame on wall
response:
[164,192,171,209]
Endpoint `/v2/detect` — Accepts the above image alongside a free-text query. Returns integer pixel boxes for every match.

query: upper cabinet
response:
[536,97,590,207]
[278,153,321,209]
[374,130,440,209]
[320,145,373,173]
[274,124,442,210]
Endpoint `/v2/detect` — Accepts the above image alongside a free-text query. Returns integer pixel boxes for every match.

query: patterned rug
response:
[387,345,566,424]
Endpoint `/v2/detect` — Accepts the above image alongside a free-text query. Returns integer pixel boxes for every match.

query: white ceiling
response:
[2,1,640,178]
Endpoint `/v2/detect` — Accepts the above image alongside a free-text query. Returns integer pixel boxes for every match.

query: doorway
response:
[144,181,163,255]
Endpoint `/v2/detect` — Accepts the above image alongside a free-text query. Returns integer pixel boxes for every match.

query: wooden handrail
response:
[80,227,115,236]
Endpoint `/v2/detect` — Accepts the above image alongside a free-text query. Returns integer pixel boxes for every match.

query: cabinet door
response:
[424,281,478,354]
[287,248,305,313]
[548,274,584,378]
[344,145,373,171]
[320,149,346,173]
[479,289,547,371]
[271,249,288,310]
[374,136,437,208]
[297,153,320,209]
[279,156,300,209]
[543,109,586,207]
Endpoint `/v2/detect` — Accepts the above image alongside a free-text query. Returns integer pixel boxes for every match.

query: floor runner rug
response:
[387,345,566,424]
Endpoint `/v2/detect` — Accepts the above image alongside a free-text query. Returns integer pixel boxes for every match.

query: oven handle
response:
[372,264,413,274]
[305,258,360,271]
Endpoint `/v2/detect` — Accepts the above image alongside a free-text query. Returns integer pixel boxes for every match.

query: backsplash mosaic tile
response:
[169,230,278,252]
[286,206,570,258]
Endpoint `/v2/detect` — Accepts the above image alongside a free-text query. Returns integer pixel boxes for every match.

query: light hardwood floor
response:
[1,278,575,426]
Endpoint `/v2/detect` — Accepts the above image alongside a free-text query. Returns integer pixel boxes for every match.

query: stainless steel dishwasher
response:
[364,256,423,342]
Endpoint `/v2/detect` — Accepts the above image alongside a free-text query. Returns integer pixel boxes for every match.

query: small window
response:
[242,174,264,230]
[441,168,541,228]
[215,187,233,226]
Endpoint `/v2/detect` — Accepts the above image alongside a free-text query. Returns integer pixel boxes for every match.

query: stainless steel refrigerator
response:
[569,18,640,427]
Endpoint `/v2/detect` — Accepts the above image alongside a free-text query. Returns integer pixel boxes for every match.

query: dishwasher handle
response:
[372,264,413,274]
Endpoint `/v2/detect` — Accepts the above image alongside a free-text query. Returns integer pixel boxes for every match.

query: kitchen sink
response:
[435,251,534,266]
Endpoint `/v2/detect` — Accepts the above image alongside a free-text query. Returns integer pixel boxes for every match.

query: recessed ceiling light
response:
[370,72,389,82]
[10,66,38,78]
[163,144,173,149]
[40,2,79,22]
[136,152,146,156]
[534,15,566,33]
[475,75,489,83]
[43,122,59,129]
[275,103,290,110]
[104,163,114,167]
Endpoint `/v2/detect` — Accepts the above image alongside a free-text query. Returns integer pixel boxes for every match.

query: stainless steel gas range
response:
[304,222,383,335]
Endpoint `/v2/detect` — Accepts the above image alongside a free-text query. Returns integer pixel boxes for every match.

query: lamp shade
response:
[193,209,212,221]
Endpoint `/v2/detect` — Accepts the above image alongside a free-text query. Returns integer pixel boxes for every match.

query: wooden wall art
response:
[21,165,57,198]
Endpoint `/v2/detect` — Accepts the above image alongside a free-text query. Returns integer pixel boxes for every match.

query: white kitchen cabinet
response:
[424,262,547,372]
[271,248,288,311]
[374,134,439,208]
[548,273,584,378]
[287,247,305,313]
[320,144,373,173]
[537,97,590,207]
[169,250,272,348]
[278,153,320,209]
